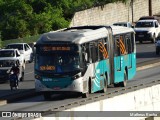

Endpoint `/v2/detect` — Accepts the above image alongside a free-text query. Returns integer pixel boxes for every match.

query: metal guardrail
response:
[40,79,160,114]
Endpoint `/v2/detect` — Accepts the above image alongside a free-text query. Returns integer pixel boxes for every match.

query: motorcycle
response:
[9,72,19,90]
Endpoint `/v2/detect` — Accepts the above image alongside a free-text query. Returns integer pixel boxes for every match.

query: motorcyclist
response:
[10,60,20,87]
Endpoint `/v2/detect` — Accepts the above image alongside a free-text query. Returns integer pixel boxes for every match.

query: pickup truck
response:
[0,49,25,83]
[134,19,160,43]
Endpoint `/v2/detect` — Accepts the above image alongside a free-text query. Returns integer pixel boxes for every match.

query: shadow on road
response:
[136,51,160,58]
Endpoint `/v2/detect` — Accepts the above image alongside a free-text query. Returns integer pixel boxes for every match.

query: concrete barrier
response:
[32,83,160,120]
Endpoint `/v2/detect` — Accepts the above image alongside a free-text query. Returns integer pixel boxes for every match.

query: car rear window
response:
[7,44,23,50]
[0,50,15,57]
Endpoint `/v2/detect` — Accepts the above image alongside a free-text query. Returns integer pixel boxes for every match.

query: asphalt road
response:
[0,42,159,100]
[0,60,160,113]
[136,42,158,63]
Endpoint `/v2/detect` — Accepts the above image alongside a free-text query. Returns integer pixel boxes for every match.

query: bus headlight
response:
[72,72,82,80]
[35,74,42,80]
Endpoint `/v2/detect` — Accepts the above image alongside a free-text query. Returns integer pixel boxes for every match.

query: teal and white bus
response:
[34,25,136,99]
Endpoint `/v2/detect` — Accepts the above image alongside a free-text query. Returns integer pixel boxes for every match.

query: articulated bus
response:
[34,25,136,99]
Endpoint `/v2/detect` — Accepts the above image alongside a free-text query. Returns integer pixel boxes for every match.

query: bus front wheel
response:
[43,92,52,100]
[81,92,89,98]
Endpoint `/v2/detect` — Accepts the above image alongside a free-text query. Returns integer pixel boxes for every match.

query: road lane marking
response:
[137,62,160,71]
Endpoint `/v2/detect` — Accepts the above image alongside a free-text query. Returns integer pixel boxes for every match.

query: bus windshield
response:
[35,52,80,74]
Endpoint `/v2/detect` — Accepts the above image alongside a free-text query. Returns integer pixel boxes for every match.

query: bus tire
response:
[114,83,119,87]
[43,92,52,100]
[120,71,127,87]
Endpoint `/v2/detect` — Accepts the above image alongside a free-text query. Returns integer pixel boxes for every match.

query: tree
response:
[0,0,33,40]
[0,0,130,40]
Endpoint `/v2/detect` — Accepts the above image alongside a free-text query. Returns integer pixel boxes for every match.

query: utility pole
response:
[149,0,152,16]
[131,0,134,22]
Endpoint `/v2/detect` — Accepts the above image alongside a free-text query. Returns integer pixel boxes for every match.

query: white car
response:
[0,49,25,82]
[134,19,160,43]
[6,43,33,63]
[113,22,134,28]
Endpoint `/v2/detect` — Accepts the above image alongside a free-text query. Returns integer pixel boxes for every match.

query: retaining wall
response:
[70,0,160,27]
[33,83,160,120]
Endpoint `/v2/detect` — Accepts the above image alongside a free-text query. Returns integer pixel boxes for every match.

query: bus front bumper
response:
[35,77,85,93]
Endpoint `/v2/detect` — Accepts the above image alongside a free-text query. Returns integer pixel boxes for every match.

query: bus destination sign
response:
[42,46,71,51]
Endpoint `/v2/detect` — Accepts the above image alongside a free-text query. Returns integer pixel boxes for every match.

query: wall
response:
[70,0,160,27]
[33,83,160,120]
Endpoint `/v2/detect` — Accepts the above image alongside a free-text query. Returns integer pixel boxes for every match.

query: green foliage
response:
[1,35,40,48]
[0,0,70,40]
[0,0,129,41]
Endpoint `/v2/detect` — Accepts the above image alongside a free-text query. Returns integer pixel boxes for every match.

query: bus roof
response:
[36,25,134,44]
[110,25,134,35]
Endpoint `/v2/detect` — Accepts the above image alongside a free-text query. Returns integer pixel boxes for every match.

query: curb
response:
[0,89,40,106]
[0,100,7,106]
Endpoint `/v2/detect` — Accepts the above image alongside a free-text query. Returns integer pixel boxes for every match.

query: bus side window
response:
[126,34,132,54]
[123,35,128,54]
[115,36,120,56]
[82,45,87,62]
[85,43,90,63]
[98,40,104,60]
[90,42,98,63]
[131,33,134,52]
[81,43,91,65]
[104,38,108,58]
[98,38,108,59]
